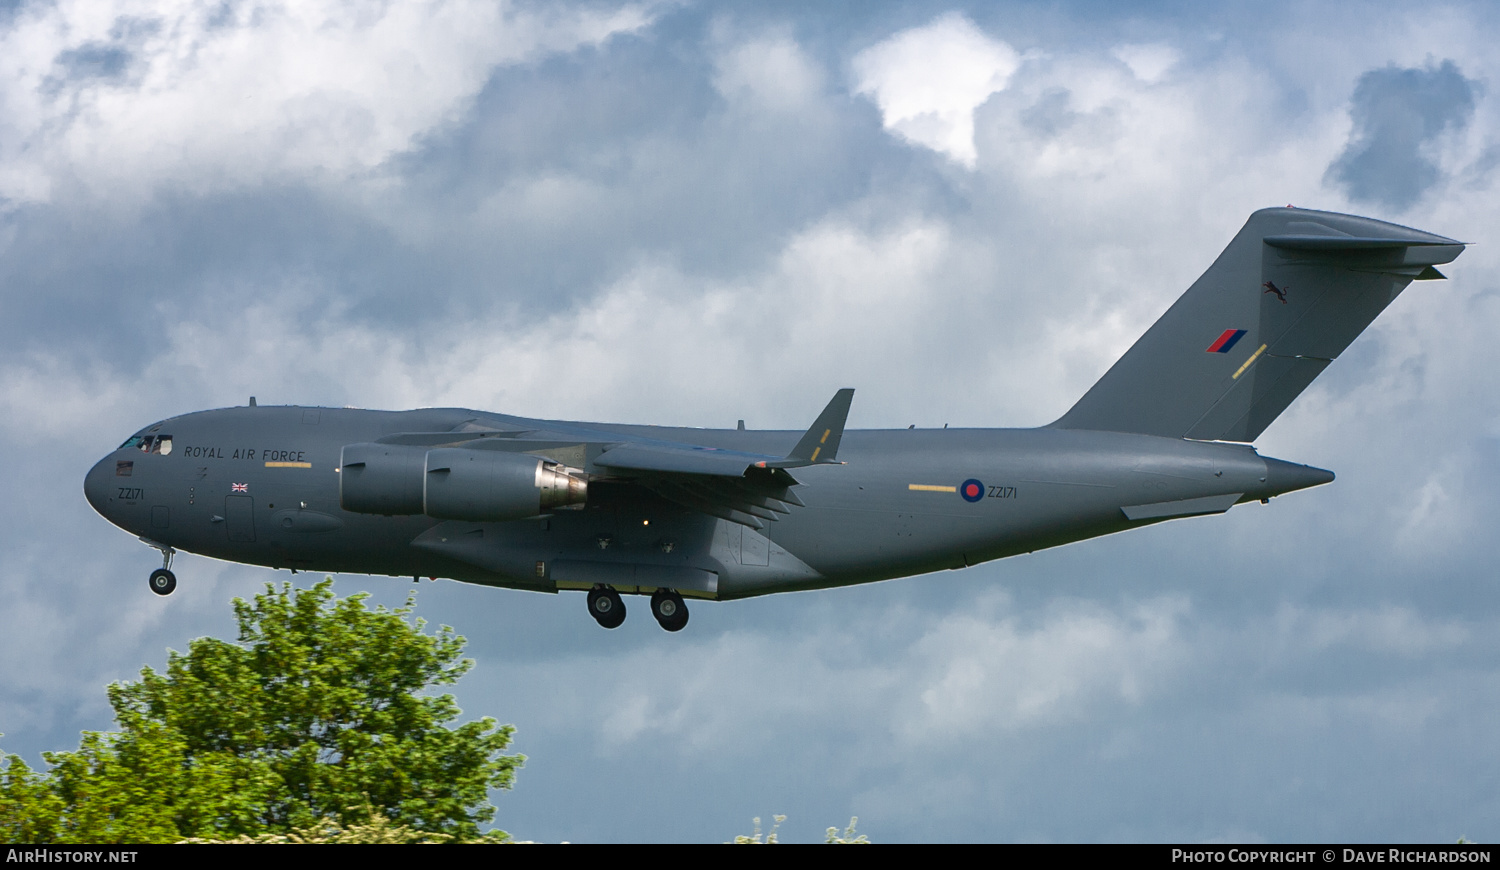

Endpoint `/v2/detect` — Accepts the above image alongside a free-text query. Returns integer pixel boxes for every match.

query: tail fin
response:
[1049,207,1464,442]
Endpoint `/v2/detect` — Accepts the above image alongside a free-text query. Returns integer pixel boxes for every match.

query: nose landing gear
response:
[140,536,177,596]
[149,568,177,596]
[650,589,688,632]
[587,585,626,629]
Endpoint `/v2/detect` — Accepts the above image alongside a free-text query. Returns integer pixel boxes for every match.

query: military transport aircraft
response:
[84,208,1464,631]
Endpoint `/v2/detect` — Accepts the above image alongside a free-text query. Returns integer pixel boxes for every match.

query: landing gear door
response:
[226,495,256,543]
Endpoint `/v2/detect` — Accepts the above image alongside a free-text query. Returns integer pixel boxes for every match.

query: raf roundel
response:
[961,479,984,502]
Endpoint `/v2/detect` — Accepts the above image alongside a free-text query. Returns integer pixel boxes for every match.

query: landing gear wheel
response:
[587,586,626,629]
[148,568,177,596]
[651,589,689,632]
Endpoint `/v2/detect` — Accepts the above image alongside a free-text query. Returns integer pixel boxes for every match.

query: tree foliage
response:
[179,807,513,844]
[1,579,521,844]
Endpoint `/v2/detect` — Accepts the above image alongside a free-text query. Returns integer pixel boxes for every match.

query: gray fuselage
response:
[83,404,1331,601]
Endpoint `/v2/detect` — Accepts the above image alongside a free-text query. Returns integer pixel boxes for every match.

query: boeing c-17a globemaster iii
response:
[84,208,1465,631]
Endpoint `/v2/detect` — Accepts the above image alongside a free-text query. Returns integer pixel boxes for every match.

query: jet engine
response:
[424,448,587,521]
[339,443,427,515]
[339,443,587,520]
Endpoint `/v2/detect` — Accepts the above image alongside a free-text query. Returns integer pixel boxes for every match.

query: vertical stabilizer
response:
[1049,208,1463,442]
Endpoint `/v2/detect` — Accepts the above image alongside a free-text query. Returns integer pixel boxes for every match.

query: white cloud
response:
[1390,456,1476,556]
[852,13,1021,167]
[84,217,970,427]
[489,592,1489,766]
[1274,604,1469,656]
[900,596,1189,738]
[508,595,1194,755]
[0,0,655,206]
[82,209,1081,431]
[714,33,825,113]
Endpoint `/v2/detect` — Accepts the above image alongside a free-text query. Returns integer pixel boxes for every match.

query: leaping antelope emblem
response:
[1262,280,1288,304]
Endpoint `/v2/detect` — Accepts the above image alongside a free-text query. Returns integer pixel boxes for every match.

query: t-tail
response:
[1049,207,1464,441]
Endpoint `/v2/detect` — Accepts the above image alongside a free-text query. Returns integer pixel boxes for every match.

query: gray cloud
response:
[52,43,134,83]
[1326,60,1478,211]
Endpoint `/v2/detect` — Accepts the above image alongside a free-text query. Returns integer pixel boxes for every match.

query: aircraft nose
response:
[84,454,114,517]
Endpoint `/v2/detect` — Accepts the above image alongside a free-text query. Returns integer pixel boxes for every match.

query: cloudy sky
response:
[2,0,1499,843]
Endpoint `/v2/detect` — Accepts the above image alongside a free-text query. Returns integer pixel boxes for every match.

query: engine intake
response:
[339,443,426,515]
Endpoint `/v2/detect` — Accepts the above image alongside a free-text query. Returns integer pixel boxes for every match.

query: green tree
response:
[0,579,521,844]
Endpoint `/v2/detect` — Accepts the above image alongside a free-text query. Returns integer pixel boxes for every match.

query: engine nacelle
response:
[423,447,587,522]
[339,443,427,515]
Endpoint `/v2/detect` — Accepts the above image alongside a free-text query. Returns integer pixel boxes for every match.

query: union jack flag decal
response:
[231,483,248,492]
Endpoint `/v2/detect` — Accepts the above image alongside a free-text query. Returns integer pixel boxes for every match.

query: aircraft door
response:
[225,495,256,542]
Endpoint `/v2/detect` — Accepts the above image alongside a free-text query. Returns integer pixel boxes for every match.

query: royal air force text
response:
[179,446,305,462]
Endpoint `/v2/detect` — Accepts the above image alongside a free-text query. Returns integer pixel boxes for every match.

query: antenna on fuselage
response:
[249,396,257,407]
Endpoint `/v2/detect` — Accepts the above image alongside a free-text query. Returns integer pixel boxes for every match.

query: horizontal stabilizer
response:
[1263,235,1464,252]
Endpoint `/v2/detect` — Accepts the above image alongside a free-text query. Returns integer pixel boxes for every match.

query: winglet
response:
[783,388,854,465]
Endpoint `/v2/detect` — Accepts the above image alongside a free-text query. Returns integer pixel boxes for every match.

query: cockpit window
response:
[128,434,173,455]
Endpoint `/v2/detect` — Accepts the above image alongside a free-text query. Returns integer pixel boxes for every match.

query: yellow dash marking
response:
[1232,344,1267,380]
[810,447,821,462]
[819,428,831,444]
[909,484,957,493]
[265,461,312,469]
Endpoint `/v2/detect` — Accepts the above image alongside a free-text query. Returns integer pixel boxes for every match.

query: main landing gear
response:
[585,586,690,631]
[650,588,688,632]
[141,537,177,596]
[587,585,626,629]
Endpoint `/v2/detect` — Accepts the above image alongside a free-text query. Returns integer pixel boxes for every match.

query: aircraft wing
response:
[363,391,855,529]
[591,389,854,529]
[593,442,782,477]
